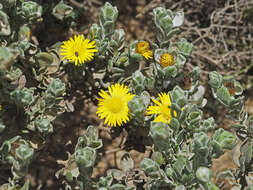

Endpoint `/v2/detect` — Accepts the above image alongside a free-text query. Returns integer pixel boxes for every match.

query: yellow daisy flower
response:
[96,83,135,127]
[136,41,153,60]
[147,92,176,124]
[60,35,98,66]
[160,53,174,67]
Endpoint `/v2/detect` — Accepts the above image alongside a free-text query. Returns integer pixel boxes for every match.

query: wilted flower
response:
[224,82,235,96]
[136,41,153,60]
[147,92,176,124]
[60,35,98,66]
[160,53,174,67]
[96,83,135,127]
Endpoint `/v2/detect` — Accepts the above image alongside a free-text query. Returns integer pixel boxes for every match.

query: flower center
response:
[136,41,149,54]
[107,96,124,113]
[160,53,174,67]
[75,51,79,57]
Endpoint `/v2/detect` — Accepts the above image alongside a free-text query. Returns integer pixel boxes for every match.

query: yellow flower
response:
[96,83,135,127]
[147,92,176,124]
[60,35,98,66]
[0,105,2,111]
[160,53,174,67]
[136,41,153,60]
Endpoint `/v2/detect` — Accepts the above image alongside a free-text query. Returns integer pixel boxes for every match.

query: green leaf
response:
[150,122,170,141]
[185,107,203,129]
[175,130,184,144]
[132,71,146,94]
[175,185,186,190]
[196,167,212,183]
[15,141,34,162]
[52,0,74,21]
[0,11,11,36]
[160,40,170,48]
[177,38,193,57]
[171,86,187,107]
[46,78,65,97]
[165,167,174,178]
[10,88,34,107]
[35,118,53,134]
[213,128,238,150]
[172,156,187,175]
[190,67,200,82]
[141,158,161,178]
[240,139,253,165]
[175,54,186,69]
[204,182,220,190]
[109,184,126,190]
[141,91,151,107]
[66,171,74,182]
[0,47,20,70]
[151,152,164,166]
[211,140,224,159]
[169,118,180,130]
[234,81,244,95]
[144,77,155,91]
[163,65,177,78]
[128,96,146,121]
[20,181,30,190]
[209,71,223,90]
[201,117,215,132]
[100,2,118,37]
[216,86,231,105]
[231,123,245,130]
[166,28,180,39]
[173,11,184,27]
[89,140,103,150]
[89,23,102,40]
[216,170,240,189]
[74,147,96,168]
[19,1,43,21]
[86,125,99,142]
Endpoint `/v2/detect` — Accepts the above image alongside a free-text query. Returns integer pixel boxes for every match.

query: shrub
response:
[0,1,252,190]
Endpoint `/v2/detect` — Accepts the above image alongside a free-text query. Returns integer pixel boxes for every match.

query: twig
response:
[68,0,86,9]
[192,51,222,69]
[136,0,161,18]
